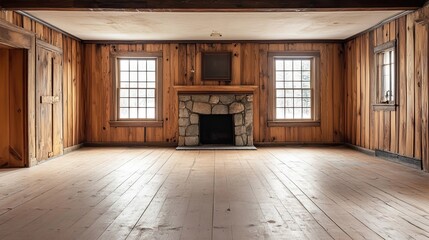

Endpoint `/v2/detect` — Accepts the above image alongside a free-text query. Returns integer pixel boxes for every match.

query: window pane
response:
[130,60,138,71]
[130,72,138,82]
[147,89,155,97]
[303,98,311,107]
[138,109,146,118]
[285,108,293,118]
[275,60,284,70]
[285,82,293,88]
[293,60,301,70]
[147,82,156,89]
[138,60,146,70]
[138,82,147,88]
[120,60,129,71]
[294,90,302,97]
[285,71,293,81]
[294,108,302,118]
[302,60,311,70]
[138,72,146,82]
[302,71,311,82]
[147,60,156,71]
[285,90,293,97]
[294,98,302,107]
[121,82,129,88]
[303,108,311,119]
[276,108,284,119]
[130,89,138,97]
[147,72,156,82]
[147,108,155,118]
[276,98,284,108]
[293,82,302,88]
[276,71,284,81]
[276,90,284,97]
[120,72,129,82]
[130,82,138,88]
[276,82,284,88]
[120,108,129,118]
[130,108,138,118]
[120,89,128,98]
[303,90,311,97]
[284,60,293,70]
[286,98,293,107]
[139,89,146,97]
[139,98,146,107]
[130,98,137,107]
[120,98,128,107]
[147,98,155,108]
[293,71,301,81]
[302,82,311,88]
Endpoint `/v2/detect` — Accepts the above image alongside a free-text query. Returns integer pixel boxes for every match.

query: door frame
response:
[0,19,36,167]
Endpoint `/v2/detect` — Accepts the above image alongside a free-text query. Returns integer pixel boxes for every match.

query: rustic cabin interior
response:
[0,0,429,239]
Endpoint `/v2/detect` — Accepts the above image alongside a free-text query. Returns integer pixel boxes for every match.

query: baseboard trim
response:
[374,150,422,169]
[84,142,177,147]
[345,143,422,170]
[254,142,344,147]
[344,143,375,156]
[63,143,84,154]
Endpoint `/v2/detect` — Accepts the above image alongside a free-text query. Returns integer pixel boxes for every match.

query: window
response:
[110,52,163,127]
[374,41,397,109]
[268,52,320,126]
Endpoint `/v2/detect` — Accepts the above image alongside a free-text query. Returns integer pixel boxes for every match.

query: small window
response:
[268,52,320,126]
[374,41,397,110]
[110,52,163,127]
[118,58,157,119]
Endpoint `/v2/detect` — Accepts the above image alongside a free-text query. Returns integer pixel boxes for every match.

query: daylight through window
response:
[118,58,157,119]
[274,58,313,120]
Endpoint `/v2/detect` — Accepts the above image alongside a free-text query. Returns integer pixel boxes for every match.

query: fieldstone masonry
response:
[178,94,254,146]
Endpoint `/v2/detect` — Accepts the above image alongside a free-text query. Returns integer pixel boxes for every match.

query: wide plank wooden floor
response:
[1,146,429,239]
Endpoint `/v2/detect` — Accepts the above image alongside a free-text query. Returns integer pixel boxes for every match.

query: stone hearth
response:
[178,94,253,146]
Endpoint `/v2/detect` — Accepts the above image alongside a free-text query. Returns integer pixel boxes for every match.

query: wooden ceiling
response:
[0,0,427,11]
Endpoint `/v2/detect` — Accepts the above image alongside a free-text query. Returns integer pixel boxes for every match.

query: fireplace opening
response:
[199,114,234,145]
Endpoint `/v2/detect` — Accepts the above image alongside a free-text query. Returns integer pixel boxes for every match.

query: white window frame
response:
[268,52,320,127]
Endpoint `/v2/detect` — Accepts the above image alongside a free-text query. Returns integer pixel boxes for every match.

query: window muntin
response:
[118,58,157,120]
[377,48,395,104]
[274,58,313,120]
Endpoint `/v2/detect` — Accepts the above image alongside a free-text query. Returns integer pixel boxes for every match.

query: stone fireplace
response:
[178,94,254,146]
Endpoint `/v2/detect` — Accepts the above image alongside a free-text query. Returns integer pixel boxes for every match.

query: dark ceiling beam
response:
[0,0,427,11]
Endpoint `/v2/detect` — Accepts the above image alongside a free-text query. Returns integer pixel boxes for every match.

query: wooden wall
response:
[0,10,85,149]
[0,48,26,167]
[84,42,344,144]
[344,6,429,167]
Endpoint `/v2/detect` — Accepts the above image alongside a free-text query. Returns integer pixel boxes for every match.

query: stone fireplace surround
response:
[178,94,254,146]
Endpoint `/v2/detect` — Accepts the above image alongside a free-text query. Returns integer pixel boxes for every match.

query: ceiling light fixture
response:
[210,31,222,38]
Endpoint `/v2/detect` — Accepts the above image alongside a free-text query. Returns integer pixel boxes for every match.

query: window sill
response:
[372,104,397,112]
[267,121,320,127]
[109,120,163,127]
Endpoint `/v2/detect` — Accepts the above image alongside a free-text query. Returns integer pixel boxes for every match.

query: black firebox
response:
[199,114,234,145]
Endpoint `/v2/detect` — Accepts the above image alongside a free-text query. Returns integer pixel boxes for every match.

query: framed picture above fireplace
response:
[201,52,232,81]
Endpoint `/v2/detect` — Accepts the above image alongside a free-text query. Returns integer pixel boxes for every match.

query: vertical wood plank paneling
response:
[406,14,416,158]
[0,50,10,165]
[398,17,408,156]
[345,6,429,167]
[416,22,429,171]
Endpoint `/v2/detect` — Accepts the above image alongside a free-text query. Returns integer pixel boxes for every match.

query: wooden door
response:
[36,43,63,161]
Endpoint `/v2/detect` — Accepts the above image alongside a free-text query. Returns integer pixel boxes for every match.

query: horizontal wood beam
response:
[0,0,426,11]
